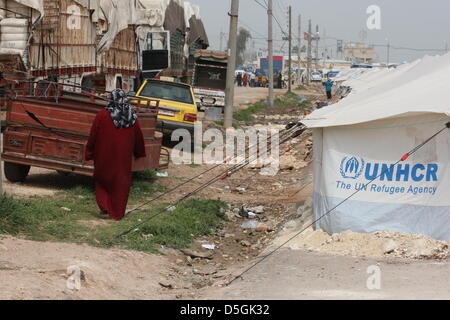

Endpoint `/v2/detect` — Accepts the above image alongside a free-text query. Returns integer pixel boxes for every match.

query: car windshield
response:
[140,82,193,104]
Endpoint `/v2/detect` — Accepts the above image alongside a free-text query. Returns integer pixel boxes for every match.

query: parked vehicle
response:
[192,50,227,111]
[260,56,284,76]
[1,75,164,182]
[327,71,341,79]
[133,79,198,135]
[310,71,323,82]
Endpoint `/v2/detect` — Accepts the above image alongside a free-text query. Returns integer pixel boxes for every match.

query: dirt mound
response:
[268,228,450,260]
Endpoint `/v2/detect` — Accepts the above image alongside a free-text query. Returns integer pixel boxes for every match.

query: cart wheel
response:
[4,162,31,183]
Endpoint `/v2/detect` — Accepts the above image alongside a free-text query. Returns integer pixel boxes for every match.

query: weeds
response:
[0,172,226,253]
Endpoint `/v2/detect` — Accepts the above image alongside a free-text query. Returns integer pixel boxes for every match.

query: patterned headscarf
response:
[105,89,138,129]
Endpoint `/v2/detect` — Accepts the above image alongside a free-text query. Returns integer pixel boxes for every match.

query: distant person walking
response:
[243,73,249,87]
[236,73,243,87]
[325,78,333,100]
[85,89,146,221]
[250,73,256,87]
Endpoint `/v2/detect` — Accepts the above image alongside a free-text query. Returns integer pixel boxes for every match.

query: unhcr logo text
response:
[340,156,439,183]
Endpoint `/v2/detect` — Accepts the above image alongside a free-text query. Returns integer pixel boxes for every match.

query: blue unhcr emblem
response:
[340,156,365,179]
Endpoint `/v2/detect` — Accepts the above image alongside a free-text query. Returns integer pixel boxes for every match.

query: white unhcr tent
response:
[303,54,450,241]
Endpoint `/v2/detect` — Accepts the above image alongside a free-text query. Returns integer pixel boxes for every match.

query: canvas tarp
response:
[96,0,135,53]
[187,15,208,46]
[312,113,450,240]
[306,53,450,241]
[303,54,450,128]
[3,0,44,23]
[164,0,185,34]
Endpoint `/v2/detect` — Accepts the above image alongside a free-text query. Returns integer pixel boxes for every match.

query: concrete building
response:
[344,42,378,64]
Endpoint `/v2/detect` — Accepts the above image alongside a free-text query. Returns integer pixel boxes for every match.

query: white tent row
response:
[303,53,450,241]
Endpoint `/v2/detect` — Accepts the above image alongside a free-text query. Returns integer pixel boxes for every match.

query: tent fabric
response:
[313,113,450,241]
[187,16,208,46]
[303,54,450,128]
[309,54,450,241]
[97,0,134,53]
[163,0,186,34]
[5,0,44,23]
[194,49,227,62]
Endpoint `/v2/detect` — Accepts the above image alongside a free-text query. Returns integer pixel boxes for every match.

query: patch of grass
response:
[233,100,266,122]
[133,169,158,181]
[296,85,307,91]
[93,199,227,252]
[0,181,226,253]
[274,92,309,108]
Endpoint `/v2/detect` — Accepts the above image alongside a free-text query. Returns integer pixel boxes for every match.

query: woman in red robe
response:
[85,89,146,220]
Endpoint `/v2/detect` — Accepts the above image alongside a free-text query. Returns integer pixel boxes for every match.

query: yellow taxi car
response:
[133,79,198,134]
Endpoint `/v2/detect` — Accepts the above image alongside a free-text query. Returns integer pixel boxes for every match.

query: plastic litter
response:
[240,220,259,229]
[156,172,169,178]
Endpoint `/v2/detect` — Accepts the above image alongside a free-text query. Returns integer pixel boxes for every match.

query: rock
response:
[279,155,297,171]
[61,207,72,212]
[249,161,264,169]
[159,281,175,289]
[409,239,436,258]
[224,233,235,239]
[241,240,251,247]
[331,234,341,242]
[193,267,218,276]
[383,240,398,254]
[284,220,298,230]
[225,211,235,220]
[236,187,247,194]
[180,249,214,260]
[304,197,313,209]
[246,205,265,214]
[259,166,279,176]
[256,223,275,233]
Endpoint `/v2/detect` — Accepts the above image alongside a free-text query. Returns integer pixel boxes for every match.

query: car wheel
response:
[4,162,31,183]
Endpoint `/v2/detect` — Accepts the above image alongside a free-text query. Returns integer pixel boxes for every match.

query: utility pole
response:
[306,19,312,85]
[0,122,2,196]
[219,30,225,52]
[386,38,390,68]
[288,6,292,92]
[267,0,274,107]
[297,14,301,84]
[315,25,319,70]
[224,0,239,129]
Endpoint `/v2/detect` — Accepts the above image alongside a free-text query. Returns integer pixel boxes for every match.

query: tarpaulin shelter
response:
[303,54,450,241]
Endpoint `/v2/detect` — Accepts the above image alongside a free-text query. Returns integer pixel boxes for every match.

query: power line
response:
[252,0,287,36]
[226,122,450,286]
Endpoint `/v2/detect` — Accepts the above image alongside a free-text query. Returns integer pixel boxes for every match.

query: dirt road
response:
[202,249,450,300]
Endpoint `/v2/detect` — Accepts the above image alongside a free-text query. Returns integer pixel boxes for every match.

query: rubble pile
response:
[269,198,450,260]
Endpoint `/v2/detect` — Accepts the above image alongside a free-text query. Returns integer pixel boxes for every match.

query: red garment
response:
[85,109,146,220]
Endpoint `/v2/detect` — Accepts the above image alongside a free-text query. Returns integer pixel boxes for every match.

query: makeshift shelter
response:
[303,54,450,241]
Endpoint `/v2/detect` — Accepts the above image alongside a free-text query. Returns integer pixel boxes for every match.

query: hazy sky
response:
[189,0,450,63]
